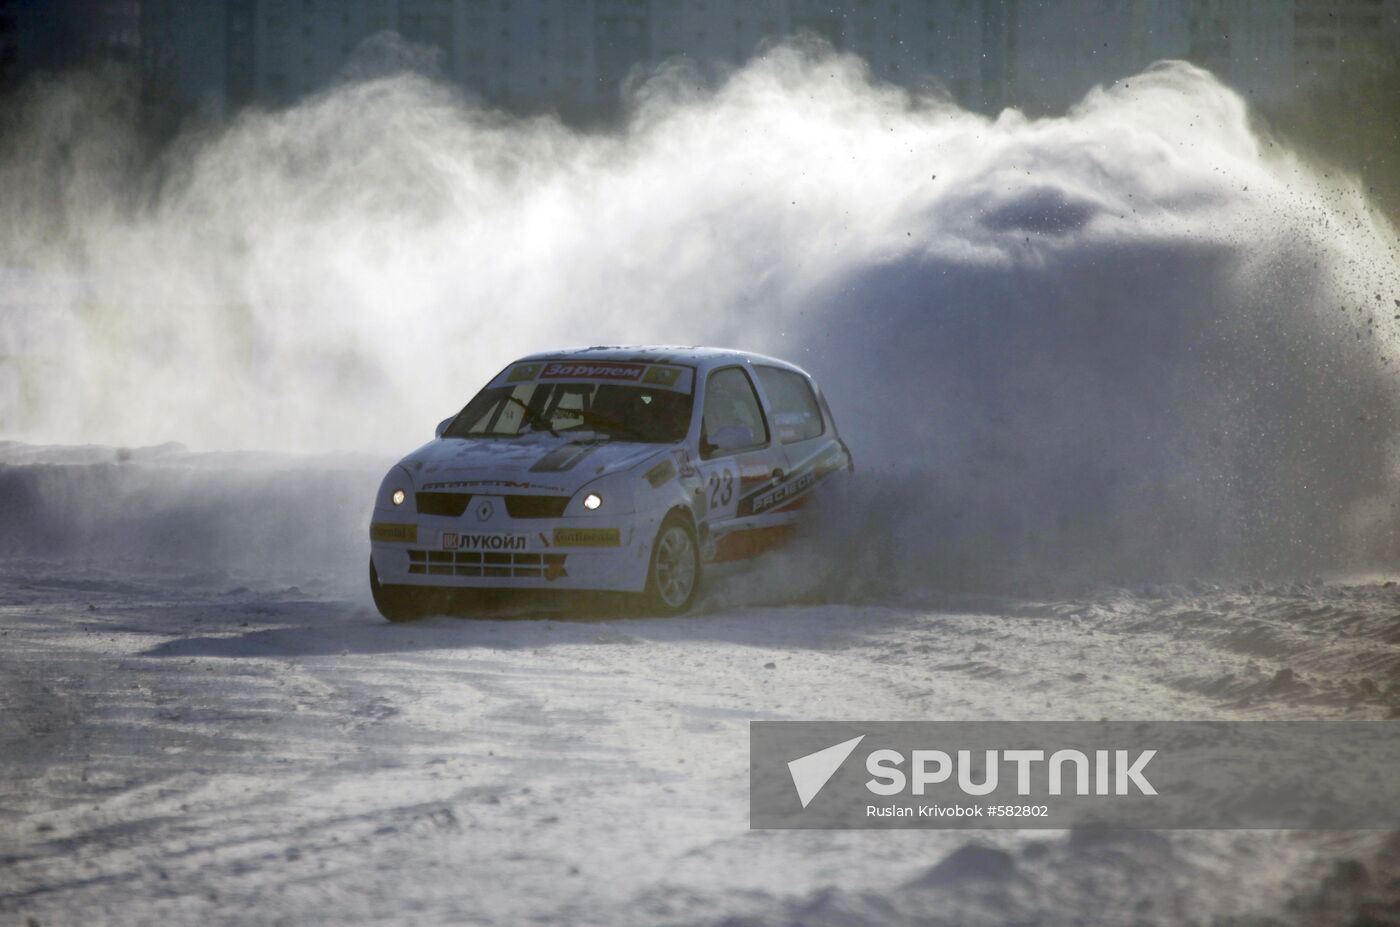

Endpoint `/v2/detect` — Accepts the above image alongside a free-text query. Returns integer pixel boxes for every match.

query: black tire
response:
[370,559,427,623]
[643,513,702,615]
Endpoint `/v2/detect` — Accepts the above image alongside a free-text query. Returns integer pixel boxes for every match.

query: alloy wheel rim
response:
[655,526,696,608]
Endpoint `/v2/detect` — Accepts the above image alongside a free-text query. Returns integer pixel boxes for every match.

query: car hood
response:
[397,434,670,495]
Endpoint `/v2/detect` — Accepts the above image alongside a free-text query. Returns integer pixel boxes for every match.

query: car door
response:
[752,364,845,523]
[696,364,787,559]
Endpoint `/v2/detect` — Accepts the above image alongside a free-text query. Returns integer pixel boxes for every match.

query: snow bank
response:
[0,442,384,587]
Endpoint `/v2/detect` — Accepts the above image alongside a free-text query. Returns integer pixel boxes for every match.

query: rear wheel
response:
[643,514,701,615]
[369,559,427,623]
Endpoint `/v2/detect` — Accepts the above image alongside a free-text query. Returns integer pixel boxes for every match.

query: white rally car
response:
[369,346,851,620]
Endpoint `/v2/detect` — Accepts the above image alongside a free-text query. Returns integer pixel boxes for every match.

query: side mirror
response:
[435,416,454,439]
[710,424,755,452]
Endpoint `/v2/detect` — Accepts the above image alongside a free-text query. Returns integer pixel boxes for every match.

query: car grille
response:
[416,492,471,517]
[413,493,569,519]
[504,495,569,518]
[406,549,567,579]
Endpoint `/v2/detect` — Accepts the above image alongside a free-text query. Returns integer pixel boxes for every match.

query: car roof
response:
[513,345,812,376]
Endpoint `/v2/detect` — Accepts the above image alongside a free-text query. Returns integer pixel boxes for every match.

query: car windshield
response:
[445,381,693,444]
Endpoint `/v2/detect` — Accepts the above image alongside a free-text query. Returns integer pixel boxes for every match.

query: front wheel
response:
[643,514,701,615]
[370,559,427,623]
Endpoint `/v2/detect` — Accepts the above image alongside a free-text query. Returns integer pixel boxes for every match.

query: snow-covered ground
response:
[2,448,1399,925]
[4,41,1400,924]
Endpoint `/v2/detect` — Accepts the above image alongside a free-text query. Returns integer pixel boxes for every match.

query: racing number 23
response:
[708,469,733,509]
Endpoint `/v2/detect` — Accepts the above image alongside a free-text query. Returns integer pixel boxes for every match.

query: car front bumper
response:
[369,501,657,593]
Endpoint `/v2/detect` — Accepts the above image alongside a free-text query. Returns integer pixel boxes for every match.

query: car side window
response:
[755,366,825,444]
[702,366,769,457]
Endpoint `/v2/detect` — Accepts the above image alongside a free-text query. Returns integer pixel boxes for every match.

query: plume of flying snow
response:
[1,41,1398,586]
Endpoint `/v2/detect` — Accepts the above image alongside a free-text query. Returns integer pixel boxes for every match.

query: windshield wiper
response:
[503,395,557,437]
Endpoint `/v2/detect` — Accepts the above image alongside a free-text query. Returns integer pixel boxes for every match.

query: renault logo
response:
[476,500,494,522]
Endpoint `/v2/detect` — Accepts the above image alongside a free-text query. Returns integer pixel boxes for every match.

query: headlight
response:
[376,466,415,510]
[570,476,634,515]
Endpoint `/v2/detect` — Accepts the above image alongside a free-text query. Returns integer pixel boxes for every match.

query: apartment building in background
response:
[2,1,1397,124]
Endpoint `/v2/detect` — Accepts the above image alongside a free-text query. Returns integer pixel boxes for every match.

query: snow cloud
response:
[2,43,1399,583]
